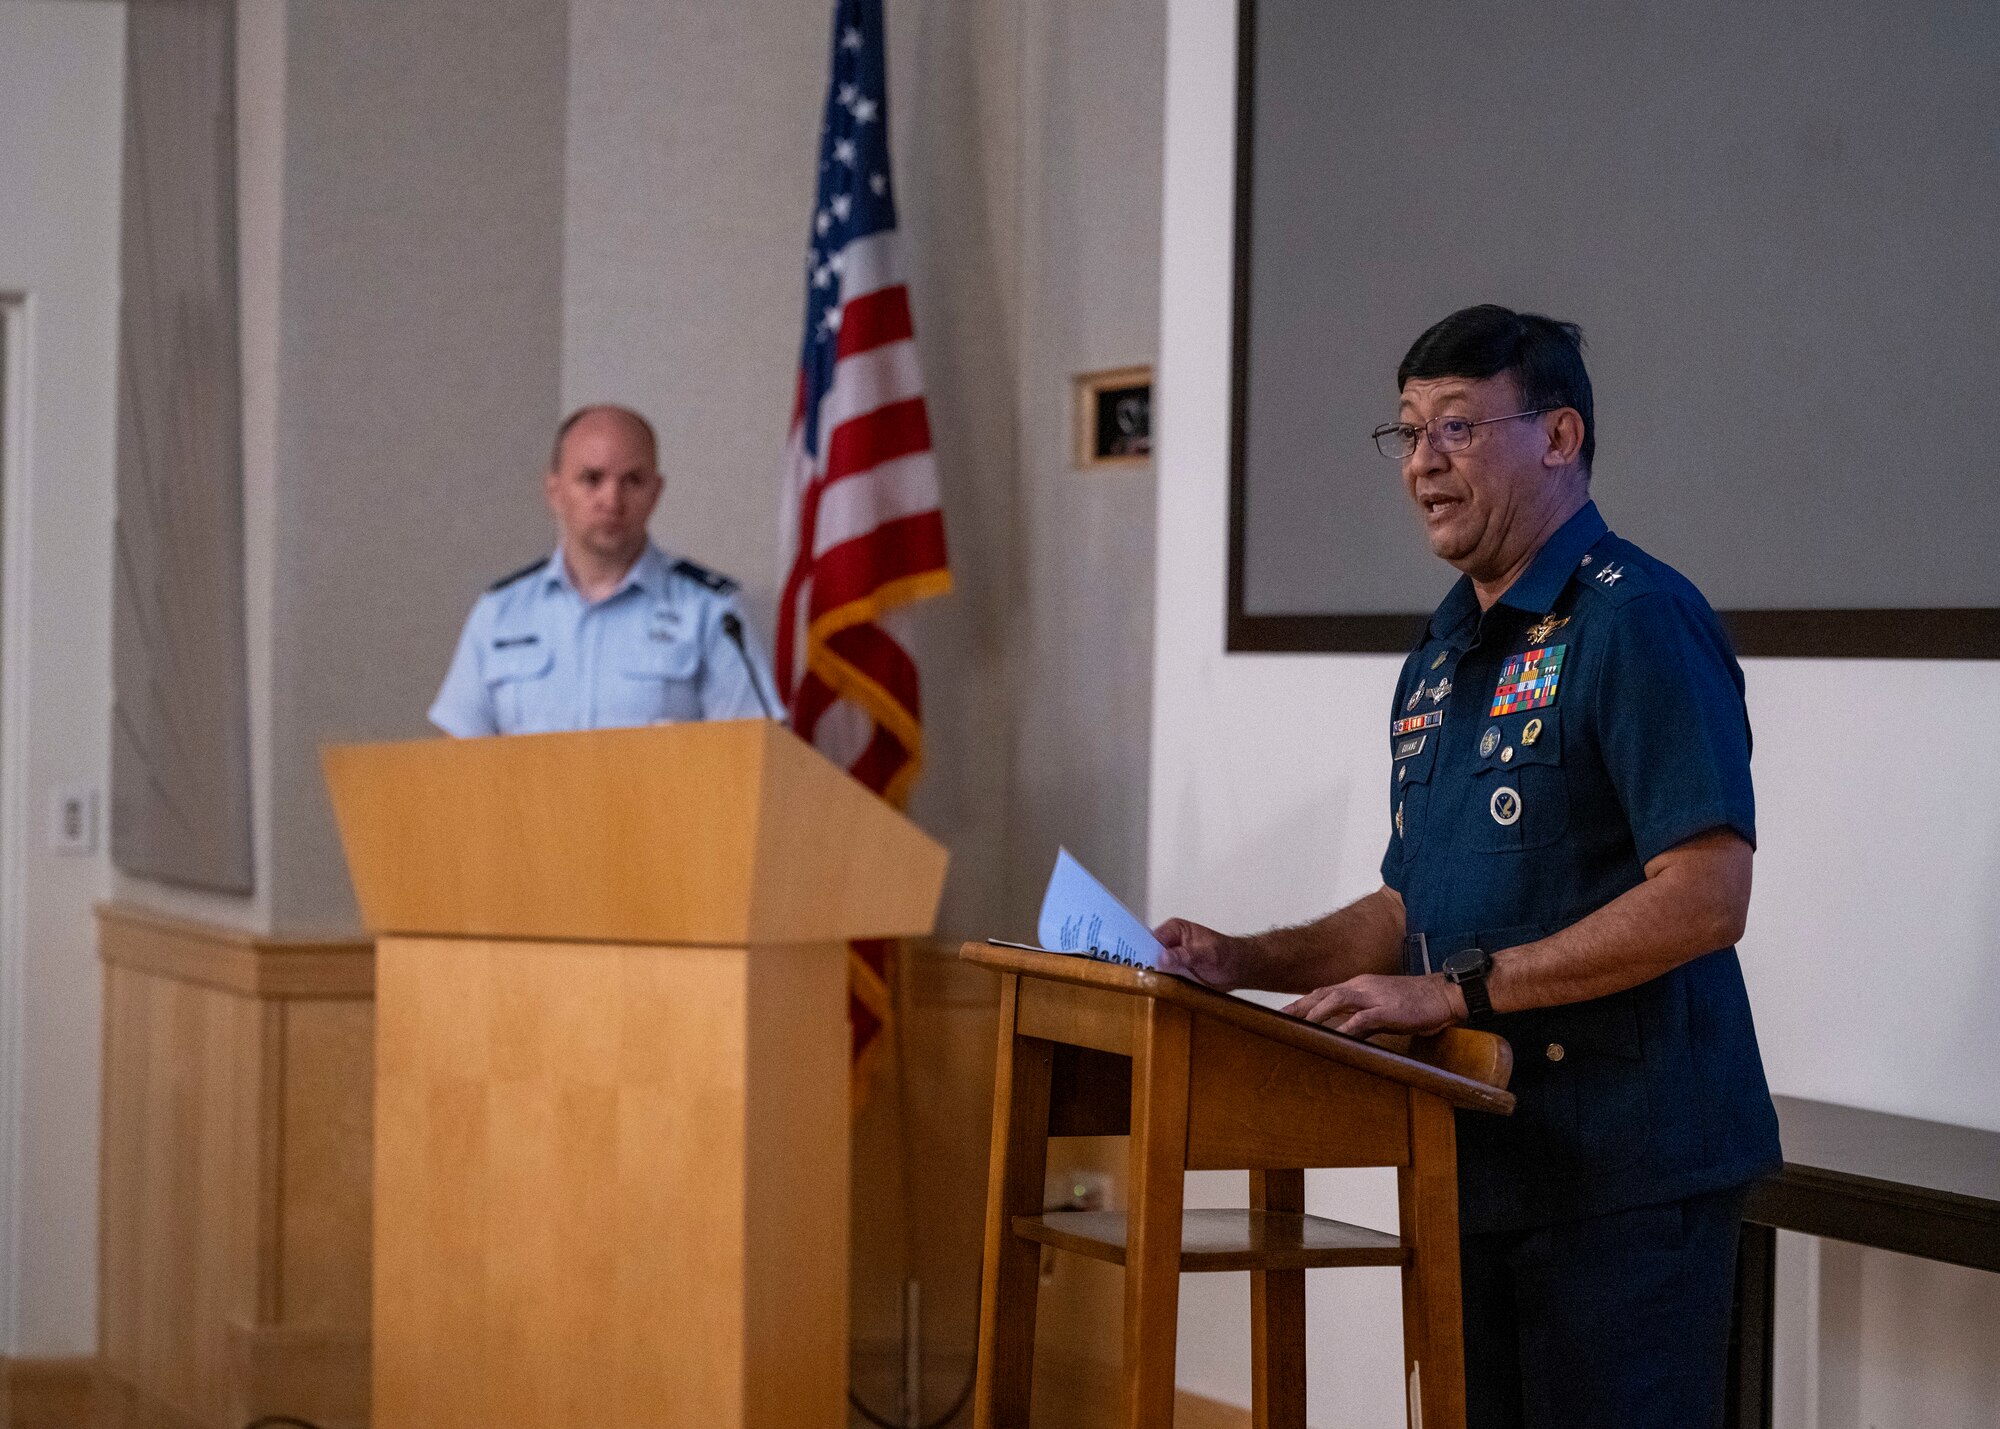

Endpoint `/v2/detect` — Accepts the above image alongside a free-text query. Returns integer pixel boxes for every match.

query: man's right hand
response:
[1154,919,1251,989]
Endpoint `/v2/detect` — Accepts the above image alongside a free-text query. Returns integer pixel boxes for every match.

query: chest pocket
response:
[484,636,556,733]
[613,635,703,724]
[1389,728,1441,857]
[1466,706,1569,853]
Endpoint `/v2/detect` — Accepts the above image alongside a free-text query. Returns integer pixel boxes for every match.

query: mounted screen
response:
[1228,0,2000,657]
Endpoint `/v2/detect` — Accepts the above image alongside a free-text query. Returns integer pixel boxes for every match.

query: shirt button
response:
[1545,1042,1566,1063]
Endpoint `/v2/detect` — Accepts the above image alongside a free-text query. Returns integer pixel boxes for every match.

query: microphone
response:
[718,613,780,722]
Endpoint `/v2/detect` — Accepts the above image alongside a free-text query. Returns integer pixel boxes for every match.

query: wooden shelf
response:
[1014,1208,1405,1273]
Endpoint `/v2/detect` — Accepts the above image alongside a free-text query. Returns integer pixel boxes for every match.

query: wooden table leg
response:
[1398,1090,1466,1429]
[973,975,1054,1429]
[1122,1000,1192,1429]
[1250,1168,1308,1429]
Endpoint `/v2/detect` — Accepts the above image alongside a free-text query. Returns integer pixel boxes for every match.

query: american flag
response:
[776,0,951,1093]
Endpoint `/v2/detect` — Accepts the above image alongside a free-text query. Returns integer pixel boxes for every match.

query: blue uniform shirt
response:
[428,543,779,737]
[1384,501,1781,1233]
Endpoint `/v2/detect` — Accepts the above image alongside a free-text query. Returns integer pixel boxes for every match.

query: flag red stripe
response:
[806,511,950,621]
[848,723,913,797]
[835,284,915,360]
[790,667,838,743]
[825,622,922,718]
[823,397,932,486]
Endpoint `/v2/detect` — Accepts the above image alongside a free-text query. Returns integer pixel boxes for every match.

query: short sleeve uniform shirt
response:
[1384,502,1781,1233]
[428,543,778,737]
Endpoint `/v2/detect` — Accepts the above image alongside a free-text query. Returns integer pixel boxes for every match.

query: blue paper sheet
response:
[1035,848,1166,969]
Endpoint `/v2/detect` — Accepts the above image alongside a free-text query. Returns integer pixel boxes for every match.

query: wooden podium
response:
[961,945,1514,1429]
[322,720,949,1429]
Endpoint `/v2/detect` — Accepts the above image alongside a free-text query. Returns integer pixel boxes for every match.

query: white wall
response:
[0,0,126,1358]
[1149,0,2000,1423]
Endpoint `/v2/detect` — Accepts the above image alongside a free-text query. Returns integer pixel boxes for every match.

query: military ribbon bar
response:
[1489,644,1568,716]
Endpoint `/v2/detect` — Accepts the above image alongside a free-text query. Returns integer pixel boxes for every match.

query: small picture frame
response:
[1074,365,1153,468]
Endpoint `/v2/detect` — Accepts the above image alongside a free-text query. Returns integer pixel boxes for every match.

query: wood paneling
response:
[96,905,374,1429]
[371,935,849,1429]
[0,1357,96,1429]
[322,721,948,947]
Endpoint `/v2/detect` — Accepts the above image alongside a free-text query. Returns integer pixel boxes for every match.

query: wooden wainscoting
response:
[96,904,374,1429]
[0,1356,97,1429]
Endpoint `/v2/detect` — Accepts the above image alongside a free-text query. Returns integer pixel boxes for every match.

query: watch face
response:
[1442,949,1488,981]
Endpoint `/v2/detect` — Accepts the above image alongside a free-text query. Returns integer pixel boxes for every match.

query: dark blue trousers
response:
[1460,1185,1749,1429]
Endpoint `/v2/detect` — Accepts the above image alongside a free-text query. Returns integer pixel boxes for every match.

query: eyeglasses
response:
[1371,408,1556,460]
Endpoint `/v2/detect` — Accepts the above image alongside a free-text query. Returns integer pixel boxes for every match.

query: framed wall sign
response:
[1075,365,1153,469]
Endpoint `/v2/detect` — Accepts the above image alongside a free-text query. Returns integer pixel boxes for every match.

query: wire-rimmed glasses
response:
[1372,408,1556,459]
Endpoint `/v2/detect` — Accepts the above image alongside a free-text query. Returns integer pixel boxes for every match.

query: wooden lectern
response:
[322,720,948,1429]
[961,944,1514,1429]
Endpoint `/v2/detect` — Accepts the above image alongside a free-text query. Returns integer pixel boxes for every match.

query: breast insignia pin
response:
[1406,686,1423,712]
[1431,649,1449,670]
[1490,787,1521,826]
[1479,726,1501,758]
[1522,717,1543,747]
[1396,799,1406,838]
[1526,614,1569,645]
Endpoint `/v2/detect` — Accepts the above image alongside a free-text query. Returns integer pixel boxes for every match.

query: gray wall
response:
[1005,0,1162,922]
[562,0,1163,941]
[267,0,569,930]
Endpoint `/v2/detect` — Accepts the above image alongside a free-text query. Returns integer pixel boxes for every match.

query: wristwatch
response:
[1441,947,1496,1027]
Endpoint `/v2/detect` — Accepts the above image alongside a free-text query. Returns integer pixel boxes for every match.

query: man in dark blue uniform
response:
[1156,305,1781,1429]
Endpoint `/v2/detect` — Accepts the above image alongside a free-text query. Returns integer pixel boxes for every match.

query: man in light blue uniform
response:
[429,404,778,737]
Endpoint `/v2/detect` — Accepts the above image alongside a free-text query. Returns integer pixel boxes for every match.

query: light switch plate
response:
[48,785,98,854]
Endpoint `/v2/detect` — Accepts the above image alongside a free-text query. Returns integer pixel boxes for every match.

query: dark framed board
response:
[1226,0,2000,658]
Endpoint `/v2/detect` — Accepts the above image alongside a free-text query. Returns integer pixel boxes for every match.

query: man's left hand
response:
[1283,972,1460,1038]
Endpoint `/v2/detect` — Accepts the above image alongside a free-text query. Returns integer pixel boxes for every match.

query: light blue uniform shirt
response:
[428,543,779,737]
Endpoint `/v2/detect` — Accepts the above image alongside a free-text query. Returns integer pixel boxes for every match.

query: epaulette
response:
[1575,544,1652,606]
[671,556,739,594]
[487,557,549,593]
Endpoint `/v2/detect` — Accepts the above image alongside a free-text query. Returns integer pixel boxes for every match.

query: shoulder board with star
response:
[671,557,739,595]
[486,557,548,593]
[1575,546,1651,606]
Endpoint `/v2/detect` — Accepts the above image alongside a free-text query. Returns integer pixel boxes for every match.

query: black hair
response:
[1396,304,1593,472]
[550,404,659,471]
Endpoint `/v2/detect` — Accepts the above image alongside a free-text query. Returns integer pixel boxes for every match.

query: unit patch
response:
[1394,734,1428,760]
[1392,710,1444,737]
[1490,645,1567,716]
[1490,786,1522,826]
